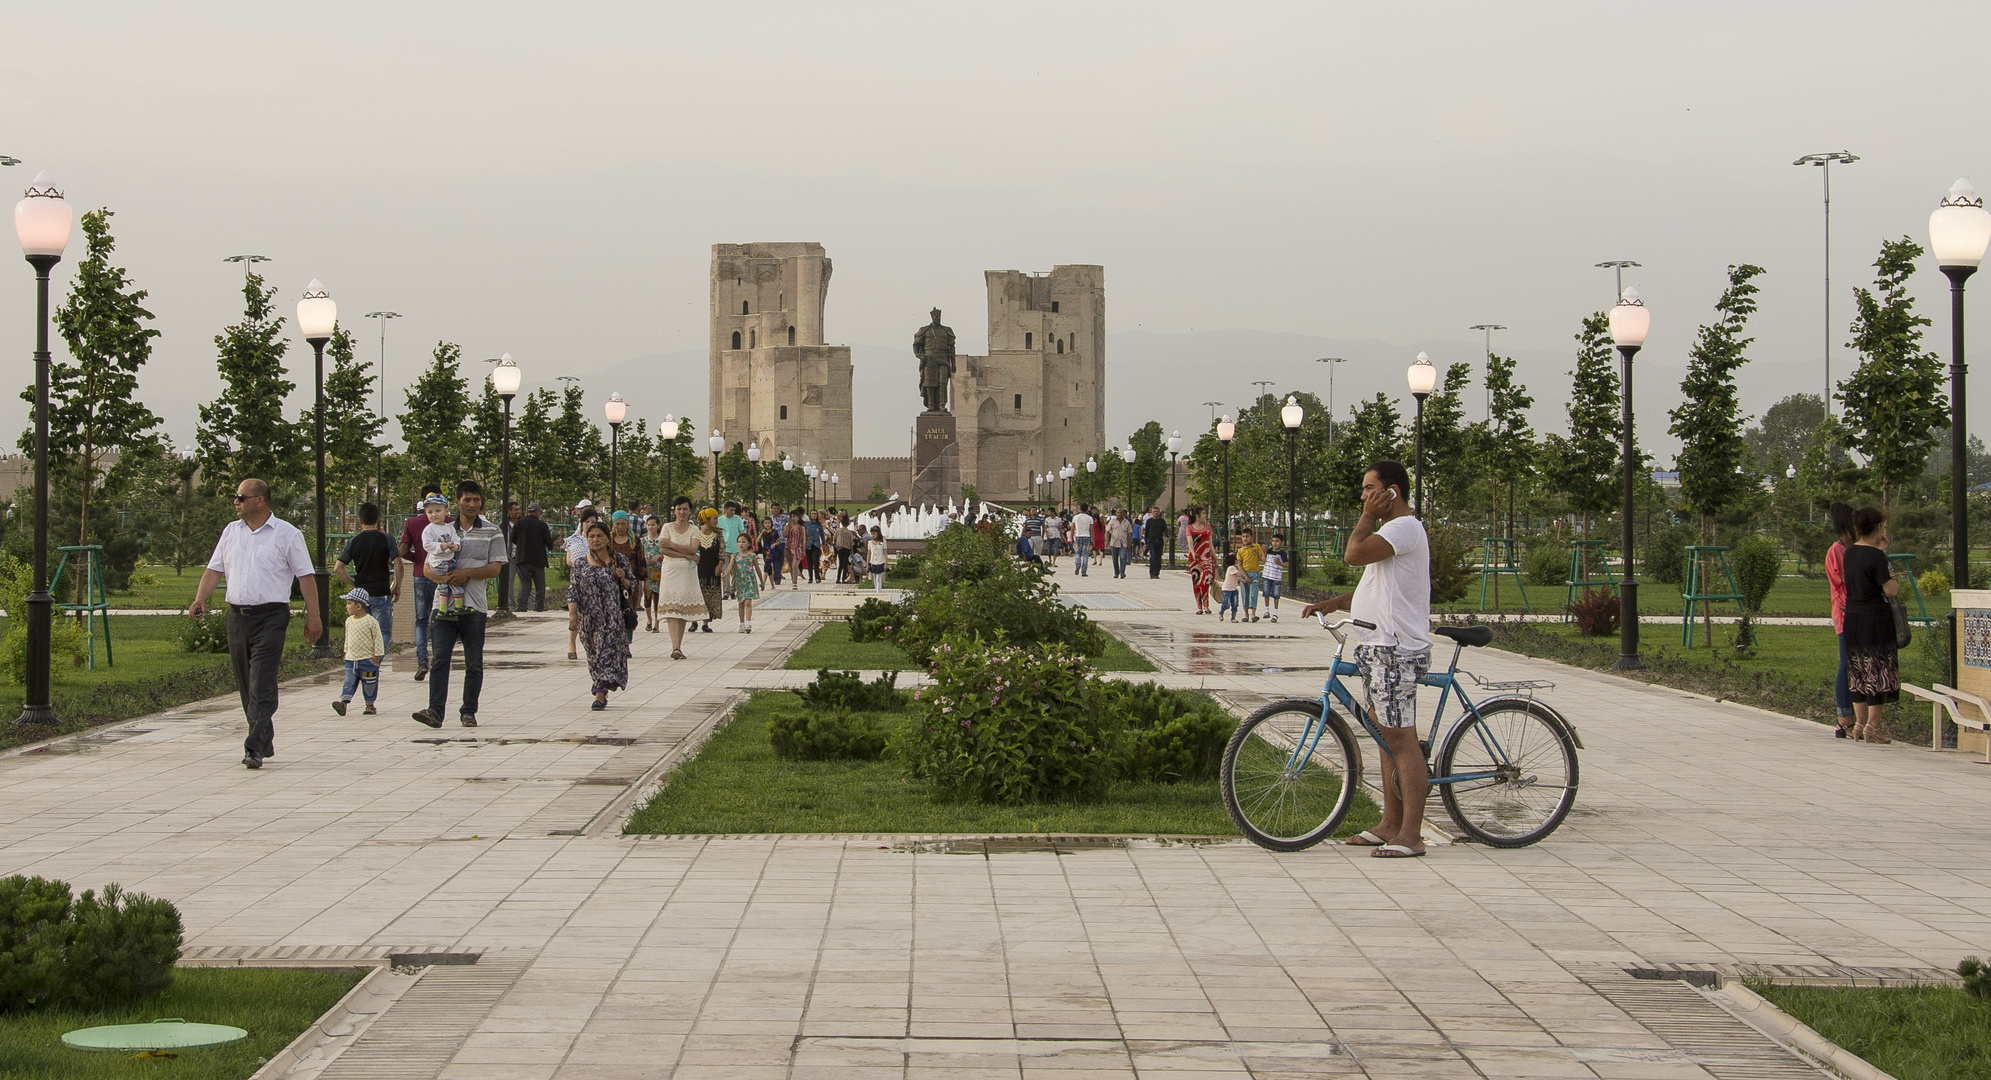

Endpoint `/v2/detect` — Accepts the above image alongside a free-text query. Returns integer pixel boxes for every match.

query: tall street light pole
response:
[660,414,679,509]
[1281,398,1304,560]
[1121,446,1137,520]
[297,280,338,660]
[1795,152,1859,416]
[747,441,761,515]
[709,430,724,506]
[1407,354,1437,516]
[1930,177,1991,685]
[1468,325,1506,420]
[365,311,401,502]
[223,253,271,281]
[1609,288,1651,671]
[13,171,72,727]
[1203,401,1222,424]
[1166,431,1182,568]
[1595,261,1641,306]
[1315,358,1346,450]
[489,355,521,616]
[1217,416,1235,557]
[606,393,627,510]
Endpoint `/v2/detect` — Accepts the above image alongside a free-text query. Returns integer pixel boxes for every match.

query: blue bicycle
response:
[1220,615,1583,851]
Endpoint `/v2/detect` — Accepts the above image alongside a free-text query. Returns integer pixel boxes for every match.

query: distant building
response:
[708,243,854,484]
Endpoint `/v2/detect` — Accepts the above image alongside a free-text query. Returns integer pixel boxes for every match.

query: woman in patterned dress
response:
[1185,507,1215,614]
[608,513,646,644]
[697,510,725,633]
[567,520,631,709]
[785,512,808,589]
[734,512,763,633]
[1842,505,1900,743]
[641,515,665,633]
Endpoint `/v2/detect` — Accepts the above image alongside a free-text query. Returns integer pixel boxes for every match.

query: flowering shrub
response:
[897,635,1112,804]
[885,523,1105,667]
[846,597,902,643]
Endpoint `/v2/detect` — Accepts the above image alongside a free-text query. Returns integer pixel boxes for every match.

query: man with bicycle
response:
[1301,460,1432,858]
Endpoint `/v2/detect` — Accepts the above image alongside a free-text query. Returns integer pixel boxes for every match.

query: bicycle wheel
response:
[1436,697,1579,847]
[1221,698,1362,851]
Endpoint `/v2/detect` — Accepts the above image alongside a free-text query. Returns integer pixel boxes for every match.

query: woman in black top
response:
[1841,505,1900,742]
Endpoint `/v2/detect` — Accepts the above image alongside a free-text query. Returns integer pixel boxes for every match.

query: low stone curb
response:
[247,965,417,1080]
[1707,978,1899,1080]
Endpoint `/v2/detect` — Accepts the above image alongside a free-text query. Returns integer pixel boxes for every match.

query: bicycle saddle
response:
[1432,625,1494,648]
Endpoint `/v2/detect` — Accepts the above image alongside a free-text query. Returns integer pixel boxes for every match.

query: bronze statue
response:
[913,308,956,414]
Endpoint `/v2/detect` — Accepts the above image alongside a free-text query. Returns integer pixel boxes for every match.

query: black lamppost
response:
[1166,431,1182,568]
[1609,287,1650,671]
[1407,354,1436,515]
[1217,415,1235,555]
[605,393,626,510]
[1121,446,1137,517]
[782,454,794,509]
[296,279,338,660]
[1085,455,1097,510]
[805,462,817,511]
[12,171,71,727]
[829,471,839,509]
[1281,397,1304,556]
[1931,178,1991,684]
[707,429,723,507]
[489,354,521,616]
[659,414,679,509]
[747,441,761,515]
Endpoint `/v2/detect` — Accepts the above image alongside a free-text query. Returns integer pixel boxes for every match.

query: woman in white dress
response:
[653,496,707,660]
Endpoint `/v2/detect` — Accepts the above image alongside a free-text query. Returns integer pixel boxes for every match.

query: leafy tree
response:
[1540,313,1621,536]
[1840,238,1948,509]
[511,387,557,507]
[469,373,506,485]
[23,208,164,558]
[1474,352,1536,536]
[1744,394,1825,477]
[1669,264,1766,540]
[396,341,473,491]
[196,272,300,496]
[1417,362,1472,519]
[547,383,603,508]
[1323,393,1405,514]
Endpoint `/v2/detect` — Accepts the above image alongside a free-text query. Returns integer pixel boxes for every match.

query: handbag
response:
[1890,595,1912,649]
[620,587,639,633]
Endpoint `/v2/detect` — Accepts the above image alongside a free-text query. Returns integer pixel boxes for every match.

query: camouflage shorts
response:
[1354,644,1432,730]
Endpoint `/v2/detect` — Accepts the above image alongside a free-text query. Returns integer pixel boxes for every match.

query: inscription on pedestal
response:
[911,414,959,508]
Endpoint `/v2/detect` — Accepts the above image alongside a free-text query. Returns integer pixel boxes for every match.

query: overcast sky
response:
[3,1,1987,460]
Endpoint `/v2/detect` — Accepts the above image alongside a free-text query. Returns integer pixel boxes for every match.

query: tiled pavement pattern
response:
[2,568,1988,1078]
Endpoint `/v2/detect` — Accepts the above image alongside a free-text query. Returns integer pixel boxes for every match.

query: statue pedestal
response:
[910,413,959,509]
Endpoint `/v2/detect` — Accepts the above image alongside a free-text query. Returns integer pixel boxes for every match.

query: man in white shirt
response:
[188,478,325,770]
[1302,460,1433,858]
[1069,507,1095,576]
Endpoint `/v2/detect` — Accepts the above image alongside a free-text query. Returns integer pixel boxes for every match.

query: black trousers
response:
[514,563,547,611]
[227,602,290,758]
[1148,540,1164,577]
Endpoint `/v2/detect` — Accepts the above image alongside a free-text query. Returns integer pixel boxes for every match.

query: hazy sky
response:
[3,1,1988,461]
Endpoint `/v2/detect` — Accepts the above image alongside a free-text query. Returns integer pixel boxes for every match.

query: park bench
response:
[1900,682,1991,764]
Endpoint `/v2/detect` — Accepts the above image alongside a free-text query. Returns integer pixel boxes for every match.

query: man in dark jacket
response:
[509,502,556,612]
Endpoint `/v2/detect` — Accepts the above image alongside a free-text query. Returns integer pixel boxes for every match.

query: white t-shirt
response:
[1070,513,1094,540]
[1350,515,1431,651]
[1262,550,1285,583]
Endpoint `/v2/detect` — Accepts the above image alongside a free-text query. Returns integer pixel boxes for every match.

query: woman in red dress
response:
[1185,507,1214,614]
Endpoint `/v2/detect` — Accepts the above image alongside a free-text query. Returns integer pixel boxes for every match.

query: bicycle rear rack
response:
[1461,672,1555,693]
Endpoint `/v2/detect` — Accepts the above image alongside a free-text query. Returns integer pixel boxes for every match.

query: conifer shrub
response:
[0,875,182,1012]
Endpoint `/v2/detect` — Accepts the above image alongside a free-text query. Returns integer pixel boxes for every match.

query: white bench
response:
[1901,683,1991,763]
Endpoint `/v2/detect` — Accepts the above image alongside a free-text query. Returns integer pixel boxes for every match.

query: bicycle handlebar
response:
[1314,612,1376,632]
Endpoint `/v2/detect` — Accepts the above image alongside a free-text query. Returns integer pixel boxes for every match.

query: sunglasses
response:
[232,493,263,502]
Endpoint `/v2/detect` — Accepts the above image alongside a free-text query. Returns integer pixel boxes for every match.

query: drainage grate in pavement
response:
[890,835,1242,856]
[1584,975,1829,1079]
[178,944,480,968]
[317,956,528,1079]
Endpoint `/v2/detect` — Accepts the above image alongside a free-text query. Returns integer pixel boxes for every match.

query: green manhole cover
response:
[62,1018,249,1052]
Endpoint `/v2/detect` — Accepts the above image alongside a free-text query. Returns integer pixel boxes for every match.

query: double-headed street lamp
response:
[1281,397,1304,557]
[490,355,522,615]
[747,441,761,514]
[297,280,338,660]
[605,393,627,510]
[1217,415,1236,555]
[1407,354,1437,516]
[708,429,724,505]
[13,171,72,727]
[1930,177,1991,684]
[1166,431,1183,568]
[1609,288,1651,672]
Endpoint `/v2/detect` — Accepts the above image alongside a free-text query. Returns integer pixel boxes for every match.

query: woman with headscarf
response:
[608,512,647,644]
[697,508,725,633]
[567,520,631,709]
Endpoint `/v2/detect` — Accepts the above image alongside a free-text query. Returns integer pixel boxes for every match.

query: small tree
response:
[1417,362,1472,519]
[299,326,383,519]
[1840,238,1948,510]
[396,341,473,492]
[196,272,300,496]
[1541,313,1620,537]
[1475,352,1536,538]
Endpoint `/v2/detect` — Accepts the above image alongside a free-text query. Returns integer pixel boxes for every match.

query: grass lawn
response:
[1749,981,1991,1080]
[0,614,341,753]
[105,566,210,610]
[784,620,1157,673]
[624,690,1375,837]
[0,966,367,1079]
[1473,618,1948,742]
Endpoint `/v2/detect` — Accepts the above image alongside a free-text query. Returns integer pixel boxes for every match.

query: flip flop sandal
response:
[1343,831,1389,847]
[1371,844,1425,858]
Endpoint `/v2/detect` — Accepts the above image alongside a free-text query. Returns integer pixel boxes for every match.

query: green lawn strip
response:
[0,966,368,1080]
[783,621,1156,673]
[1298,570,1955,622]
[0,615,342,754]
[625,690,1371,837]
[1472,619,1947,742]
[1748,981,1991,1080]
[104,567,210,610]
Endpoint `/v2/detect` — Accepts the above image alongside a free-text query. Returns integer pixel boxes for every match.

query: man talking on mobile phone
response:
[1300,460,1433,858]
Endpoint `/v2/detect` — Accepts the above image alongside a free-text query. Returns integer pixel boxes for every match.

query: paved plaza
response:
[2,568,1987,1079]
